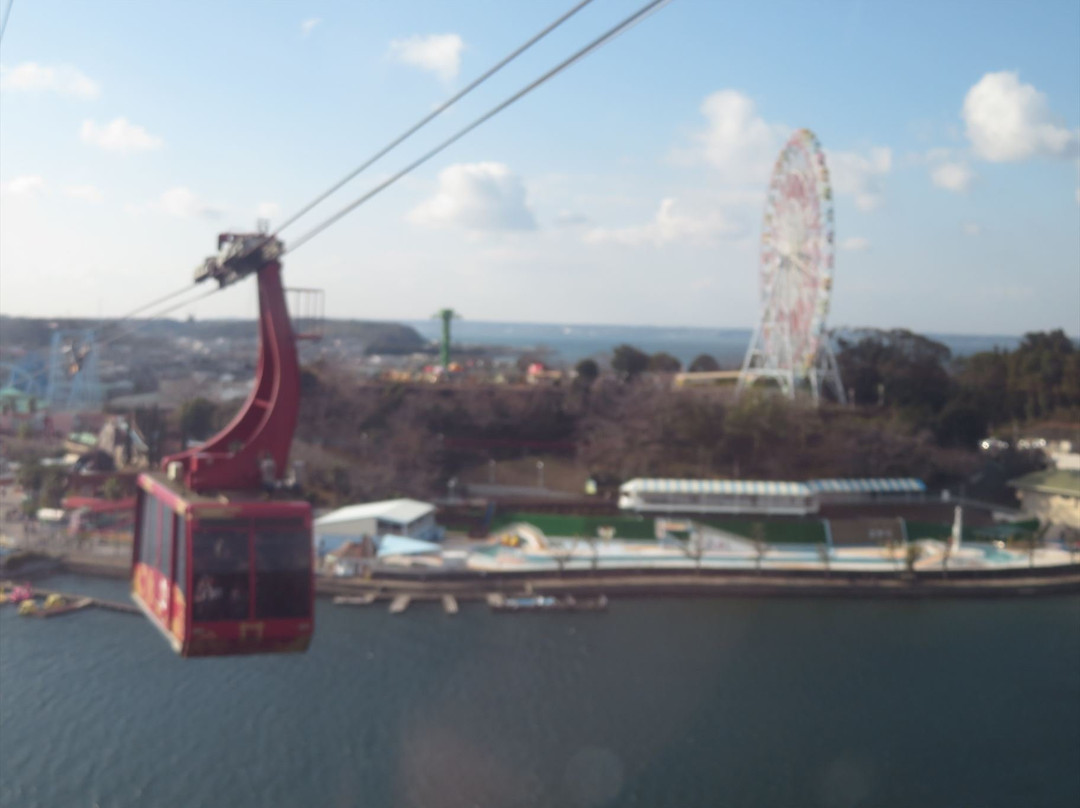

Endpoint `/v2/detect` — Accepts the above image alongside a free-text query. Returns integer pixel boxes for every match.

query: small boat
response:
[18,593,92,618]
[1,583,34,604]
[491,594,608,613]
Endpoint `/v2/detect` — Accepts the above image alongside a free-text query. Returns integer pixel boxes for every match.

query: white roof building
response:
[314,498,439,555]
[618,477,927,516]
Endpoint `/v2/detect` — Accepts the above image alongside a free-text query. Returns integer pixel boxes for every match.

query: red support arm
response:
[163,244,300,493]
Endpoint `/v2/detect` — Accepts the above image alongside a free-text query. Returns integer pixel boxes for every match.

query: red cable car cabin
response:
[132,233,315,656]
[132,476,313,656]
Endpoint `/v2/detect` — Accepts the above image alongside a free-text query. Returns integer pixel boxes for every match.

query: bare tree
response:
[680,528,705,574]
[1026,527,1044,569]
[752,523,768,575]
[904,542,922,578]
[817,542,831,578]
[586,535,600,573]
[551,536,579,577]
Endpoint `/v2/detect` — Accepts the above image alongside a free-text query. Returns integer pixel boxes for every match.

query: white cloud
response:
[2,175,45,195]
[65,185,104,203]
[409,162,536,231]
[158,187,222,219]
[0,62,100,99]
[388,34,465,82]
[962,222,981,236]
[81,118,163,153]
[301,18,321,36]
[963,71,1078,162]
[839,236,870,252]
[584,198,746,247]
[828,147,892,211]
[679,90,788,183]
[256,201,281,220]
[931,161,975,192]
[554,211,591,228]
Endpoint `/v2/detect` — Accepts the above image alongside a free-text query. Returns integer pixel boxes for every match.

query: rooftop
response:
[315,498,434,528]
[1008,469,1080,498]
[620,477,927,497]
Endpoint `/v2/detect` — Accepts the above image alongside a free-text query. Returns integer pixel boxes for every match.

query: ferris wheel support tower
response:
[736,128,845,405]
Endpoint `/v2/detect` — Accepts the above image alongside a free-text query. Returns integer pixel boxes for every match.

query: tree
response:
[101,476,125,501]
[648,352,682,373]
[39,467,66,508]
[817,542,831,578]
[904,543,922,577]
[752,523,768,575]
[611,344,649,380]
[1024,526,1044,569]
[836,329,952,417]
[551,537,577,576]
[574,359,599,386]
[586,535,600,572]
[680,528,705,573]
[178,398,217,442]
[689,354,720,373]
[16,459,45,493]
[935,403,988,450]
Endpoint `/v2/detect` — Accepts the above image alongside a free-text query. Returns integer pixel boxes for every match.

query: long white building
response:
[618,477,926,516]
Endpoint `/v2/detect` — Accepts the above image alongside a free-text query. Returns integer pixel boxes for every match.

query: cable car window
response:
[255,530,311,620]
[139,492,158,569]
[191,527,250,622]
[158,500,174,576]
[175,513,187,596]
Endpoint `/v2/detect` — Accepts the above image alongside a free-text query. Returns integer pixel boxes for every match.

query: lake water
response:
[1,575,1078,808]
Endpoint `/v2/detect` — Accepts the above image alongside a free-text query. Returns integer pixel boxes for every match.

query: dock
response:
[333,593,378,607]
[25,588,141,617]
[21,597,93,618]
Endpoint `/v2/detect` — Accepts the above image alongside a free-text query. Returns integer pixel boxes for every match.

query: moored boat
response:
[490,594,608,613]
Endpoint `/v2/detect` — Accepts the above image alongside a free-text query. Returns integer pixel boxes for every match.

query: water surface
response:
[1,575,1077,807]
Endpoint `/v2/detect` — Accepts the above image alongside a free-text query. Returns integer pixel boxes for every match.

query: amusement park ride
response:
[737,129,846,405]
[131,234,315,656]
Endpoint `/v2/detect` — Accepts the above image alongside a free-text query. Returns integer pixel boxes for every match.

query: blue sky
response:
[1,0,1077,335]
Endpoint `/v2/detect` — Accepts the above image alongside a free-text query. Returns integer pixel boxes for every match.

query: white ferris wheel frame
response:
[737,129,846,404]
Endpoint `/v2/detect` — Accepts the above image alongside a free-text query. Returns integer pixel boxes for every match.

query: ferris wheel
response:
[737,128,845,404]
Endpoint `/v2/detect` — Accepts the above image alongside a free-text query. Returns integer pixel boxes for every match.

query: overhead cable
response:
[284,0,673,254]
[86,0,600,325]
[271,0,599,239]
[0,0,14,45]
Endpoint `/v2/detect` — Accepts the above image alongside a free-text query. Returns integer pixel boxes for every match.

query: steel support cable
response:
[0,0,14,45]
[283,0,672,255]
[93,285,223,351]
[27,3,600,339]
[112,283,202,324]
[4,284,223,390]
[269,0,598,240]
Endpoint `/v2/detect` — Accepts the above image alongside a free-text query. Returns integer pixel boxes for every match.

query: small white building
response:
[314,498,440,556]
[1009,470,1080,529]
